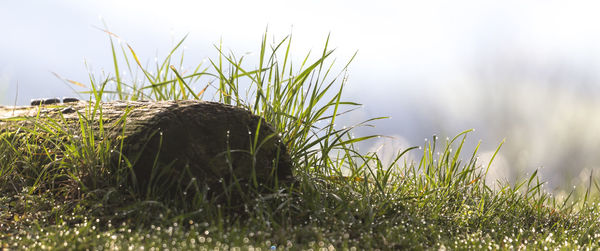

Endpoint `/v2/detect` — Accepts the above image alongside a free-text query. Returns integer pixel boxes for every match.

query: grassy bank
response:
[1,31,600,250]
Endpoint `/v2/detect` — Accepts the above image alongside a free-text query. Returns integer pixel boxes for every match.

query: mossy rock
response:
[0,100,294,201]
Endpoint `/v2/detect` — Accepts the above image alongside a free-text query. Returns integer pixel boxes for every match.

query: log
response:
[0,100,294,197]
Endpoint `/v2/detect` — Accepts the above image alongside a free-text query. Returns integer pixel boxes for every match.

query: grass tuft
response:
[1,30,600,249]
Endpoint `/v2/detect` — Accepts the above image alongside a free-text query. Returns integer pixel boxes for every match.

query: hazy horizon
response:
[3,1,600,190]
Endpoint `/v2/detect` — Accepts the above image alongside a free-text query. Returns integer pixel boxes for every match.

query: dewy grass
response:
[1,30,600,249]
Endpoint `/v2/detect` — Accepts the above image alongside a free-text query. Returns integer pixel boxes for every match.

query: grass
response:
[1,30,600,250]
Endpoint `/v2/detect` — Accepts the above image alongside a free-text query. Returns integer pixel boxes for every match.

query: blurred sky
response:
[3,1,600,189]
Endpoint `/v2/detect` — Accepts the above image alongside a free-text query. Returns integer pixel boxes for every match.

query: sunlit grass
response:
[1,30,600,249]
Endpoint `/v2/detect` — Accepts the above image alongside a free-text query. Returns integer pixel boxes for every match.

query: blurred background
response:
[2,0,600,191]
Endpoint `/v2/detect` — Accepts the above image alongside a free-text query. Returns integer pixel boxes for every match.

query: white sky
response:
[3,0,600,187]
[3,1,600,102]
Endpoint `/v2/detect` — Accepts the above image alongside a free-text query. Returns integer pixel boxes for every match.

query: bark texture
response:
[0,100,293,196]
